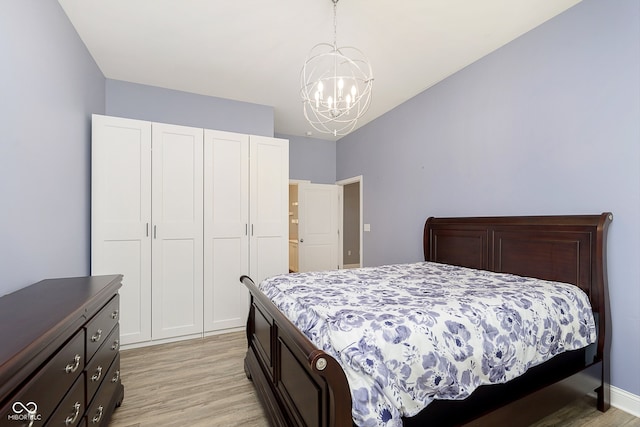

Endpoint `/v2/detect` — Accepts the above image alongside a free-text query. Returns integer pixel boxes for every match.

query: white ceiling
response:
[58,0,581,140]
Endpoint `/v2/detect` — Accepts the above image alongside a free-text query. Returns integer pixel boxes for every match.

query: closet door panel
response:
[203,130,249,332]
[152,123,204,340]
[159,239,197,330]
[210,238,247,330]
[91,114,152,345]
[101,241,145,342]
[249,136,289,284]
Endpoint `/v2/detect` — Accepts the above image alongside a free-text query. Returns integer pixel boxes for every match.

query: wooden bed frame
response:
[240,213,612,426]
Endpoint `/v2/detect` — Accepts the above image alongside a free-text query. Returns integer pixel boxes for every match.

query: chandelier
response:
[300,0,373,137]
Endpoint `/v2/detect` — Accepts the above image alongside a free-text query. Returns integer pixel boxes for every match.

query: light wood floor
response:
[109,332,639,427]
[109,332,267,427]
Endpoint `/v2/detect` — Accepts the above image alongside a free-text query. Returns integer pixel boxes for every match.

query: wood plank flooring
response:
[109,332,639,427]
[109,332,266,427]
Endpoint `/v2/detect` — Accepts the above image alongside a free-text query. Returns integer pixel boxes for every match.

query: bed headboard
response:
[423,213,613,359]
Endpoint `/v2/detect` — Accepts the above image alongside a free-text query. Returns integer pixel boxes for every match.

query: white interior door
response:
[91,114,152,345]
[249,136,289,284]
[151,123,203,340]
[298,183,341,272]
[203,129,249,332]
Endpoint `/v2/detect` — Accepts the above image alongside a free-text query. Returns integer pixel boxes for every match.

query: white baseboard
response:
[121,332,203,350]
[203,327,244,338]
[121,328,246,351]
[611,385,640,418]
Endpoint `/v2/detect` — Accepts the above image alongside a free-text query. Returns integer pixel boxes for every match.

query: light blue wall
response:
[279,133,337,184]
[0,1,105,296]
[337,0,640,397]
[106,79,274,137]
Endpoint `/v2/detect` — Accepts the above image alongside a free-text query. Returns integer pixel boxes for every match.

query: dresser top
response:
[0,275,122,401]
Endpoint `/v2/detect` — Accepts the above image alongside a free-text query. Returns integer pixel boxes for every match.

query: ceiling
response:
[58,0,581,141]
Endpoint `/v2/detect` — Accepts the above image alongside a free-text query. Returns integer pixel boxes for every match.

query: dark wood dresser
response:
[0,275,124,427]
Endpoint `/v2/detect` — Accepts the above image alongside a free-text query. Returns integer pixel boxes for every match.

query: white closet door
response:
[92,114,152,345]
[203,130,249,332]
[151,123,204,340]
[249,136,289,284]
[298,183,341,272]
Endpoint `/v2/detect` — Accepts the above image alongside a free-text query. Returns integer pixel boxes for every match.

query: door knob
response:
[300,238,304,243]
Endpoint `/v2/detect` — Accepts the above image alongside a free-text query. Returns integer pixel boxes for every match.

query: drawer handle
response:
[111,310,119,320]
[111,370,120,383]
[111,339,120,351]
[65,355,81,373]
[91,366,103,382]
[91,329,103,342]
[92,405,104,424]
[64,402,81,426]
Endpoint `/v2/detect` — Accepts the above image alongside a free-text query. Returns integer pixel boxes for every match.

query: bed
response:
[240,213,612,426]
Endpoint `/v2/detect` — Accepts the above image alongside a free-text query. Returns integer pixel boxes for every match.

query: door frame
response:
[336,175,363,268]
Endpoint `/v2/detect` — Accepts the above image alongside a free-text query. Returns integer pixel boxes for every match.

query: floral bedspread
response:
[259,262,596,427]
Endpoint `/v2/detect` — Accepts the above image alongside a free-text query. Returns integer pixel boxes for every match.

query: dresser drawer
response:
[86,355,121,427]
[45,374,84,427]
[85,325,120,403]
[85,295,119,360]
[0,330,84,427]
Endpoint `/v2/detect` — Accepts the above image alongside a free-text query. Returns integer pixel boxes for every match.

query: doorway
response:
[289,176,363,272]
[289,181,341,273]
[337,176,362,268]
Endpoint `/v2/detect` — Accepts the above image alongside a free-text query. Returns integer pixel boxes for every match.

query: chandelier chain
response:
[333,0,338,47]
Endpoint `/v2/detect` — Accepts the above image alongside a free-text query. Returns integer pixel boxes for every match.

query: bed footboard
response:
[240,275,353,427]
